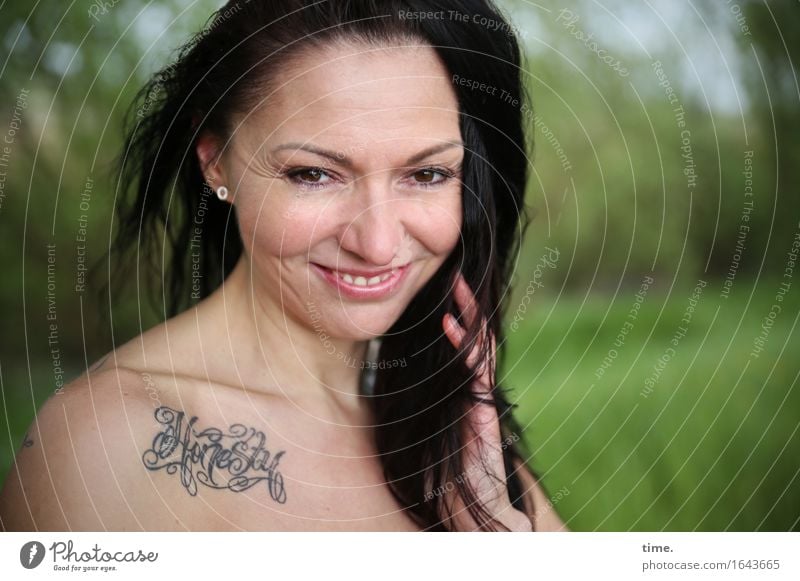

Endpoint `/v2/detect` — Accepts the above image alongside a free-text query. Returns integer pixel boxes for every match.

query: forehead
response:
[247,41,461,150]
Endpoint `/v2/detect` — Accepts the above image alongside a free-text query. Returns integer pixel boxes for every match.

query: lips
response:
[311,263,411,299]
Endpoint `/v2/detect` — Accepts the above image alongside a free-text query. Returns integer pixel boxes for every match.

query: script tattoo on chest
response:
[141,406,287,503]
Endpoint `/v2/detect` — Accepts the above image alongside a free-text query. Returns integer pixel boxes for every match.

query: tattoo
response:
[141,406,287,503]
[22,433,34,448]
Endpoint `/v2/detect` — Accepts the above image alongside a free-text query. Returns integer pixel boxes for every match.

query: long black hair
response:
[109,0,535,531]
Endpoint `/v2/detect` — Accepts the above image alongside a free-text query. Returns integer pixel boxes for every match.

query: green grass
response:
[502,278,800,531]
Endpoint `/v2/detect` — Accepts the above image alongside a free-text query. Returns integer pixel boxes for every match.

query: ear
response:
[196,131,225,188]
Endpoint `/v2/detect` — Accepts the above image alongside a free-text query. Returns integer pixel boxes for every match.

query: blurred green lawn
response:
[2,279,798,531]
[502,278,799,531]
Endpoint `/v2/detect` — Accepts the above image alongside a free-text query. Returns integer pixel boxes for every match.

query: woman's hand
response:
[440,273,532,532]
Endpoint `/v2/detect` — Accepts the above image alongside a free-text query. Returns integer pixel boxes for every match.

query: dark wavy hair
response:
[109,0,536,531]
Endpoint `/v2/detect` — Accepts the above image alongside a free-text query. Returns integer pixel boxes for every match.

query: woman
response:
[0,0,566,532]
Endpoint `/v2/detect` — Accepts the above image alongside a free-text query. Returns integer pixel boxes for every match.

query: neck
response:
[208,258,372,418]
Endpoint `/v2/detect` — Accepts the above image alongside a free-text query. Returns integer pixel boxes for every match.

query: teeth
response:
[334,269,397,287]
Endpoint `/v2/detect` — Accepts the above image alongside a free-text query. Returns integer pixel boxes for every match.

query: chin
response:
[330,315,398,341]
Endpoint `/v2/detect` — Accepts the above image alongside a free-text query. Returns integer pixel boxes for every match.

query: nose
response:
[337,191,406,267]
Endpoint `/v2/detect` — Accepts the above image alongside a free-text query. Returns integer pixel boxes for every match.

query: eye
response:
[286,167,333,189]
[410,168,453,187]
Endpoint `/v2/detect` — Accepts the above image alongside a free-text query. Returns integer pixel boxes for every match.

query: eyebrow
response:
[271,140,464,168]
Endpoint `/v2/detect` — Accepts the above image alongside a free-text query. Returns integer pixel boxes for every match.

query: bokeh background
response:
[1,0,798,531]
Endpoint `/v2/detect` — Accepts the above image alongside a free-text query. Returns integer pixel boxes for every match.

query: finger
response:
[445,310,500,452]
[467,334,494,394]
[452,275,494,374]
[462,390,504,485]
[444,312,487,380]
[464,390,501,434]
[453,273,479,328]
[442,313,465,349]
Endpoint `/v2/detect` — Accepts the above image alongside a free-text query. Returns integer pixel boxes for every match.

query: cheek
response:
[235,193,323,258]
[409,195,463,256]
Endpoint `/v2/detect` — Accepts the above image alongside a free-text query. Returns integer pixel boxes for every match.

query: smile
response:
[336,270,394,286]
[311,263,411,299]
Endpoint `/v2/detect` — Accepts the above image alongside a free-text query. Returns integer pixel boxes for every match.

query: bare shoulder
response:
[0,366,160,531]
[512,458,570,532]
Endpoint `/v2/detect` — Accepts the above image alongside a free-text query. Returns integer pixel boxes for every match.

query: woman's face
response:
[219,41,463,340]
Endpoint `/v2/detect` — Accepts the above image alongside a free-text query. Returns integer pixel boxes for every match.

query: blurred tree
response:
[736,0,800,275]
[0,1,214,375]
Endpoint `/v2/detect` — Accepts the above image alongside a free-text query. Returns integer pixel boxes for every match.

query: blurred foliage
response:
[0,0,797,530]
[509,0,797,294]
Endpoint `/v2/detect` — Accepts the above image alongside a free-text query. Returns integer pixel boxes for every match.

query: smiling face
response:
[205,40,463,340]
